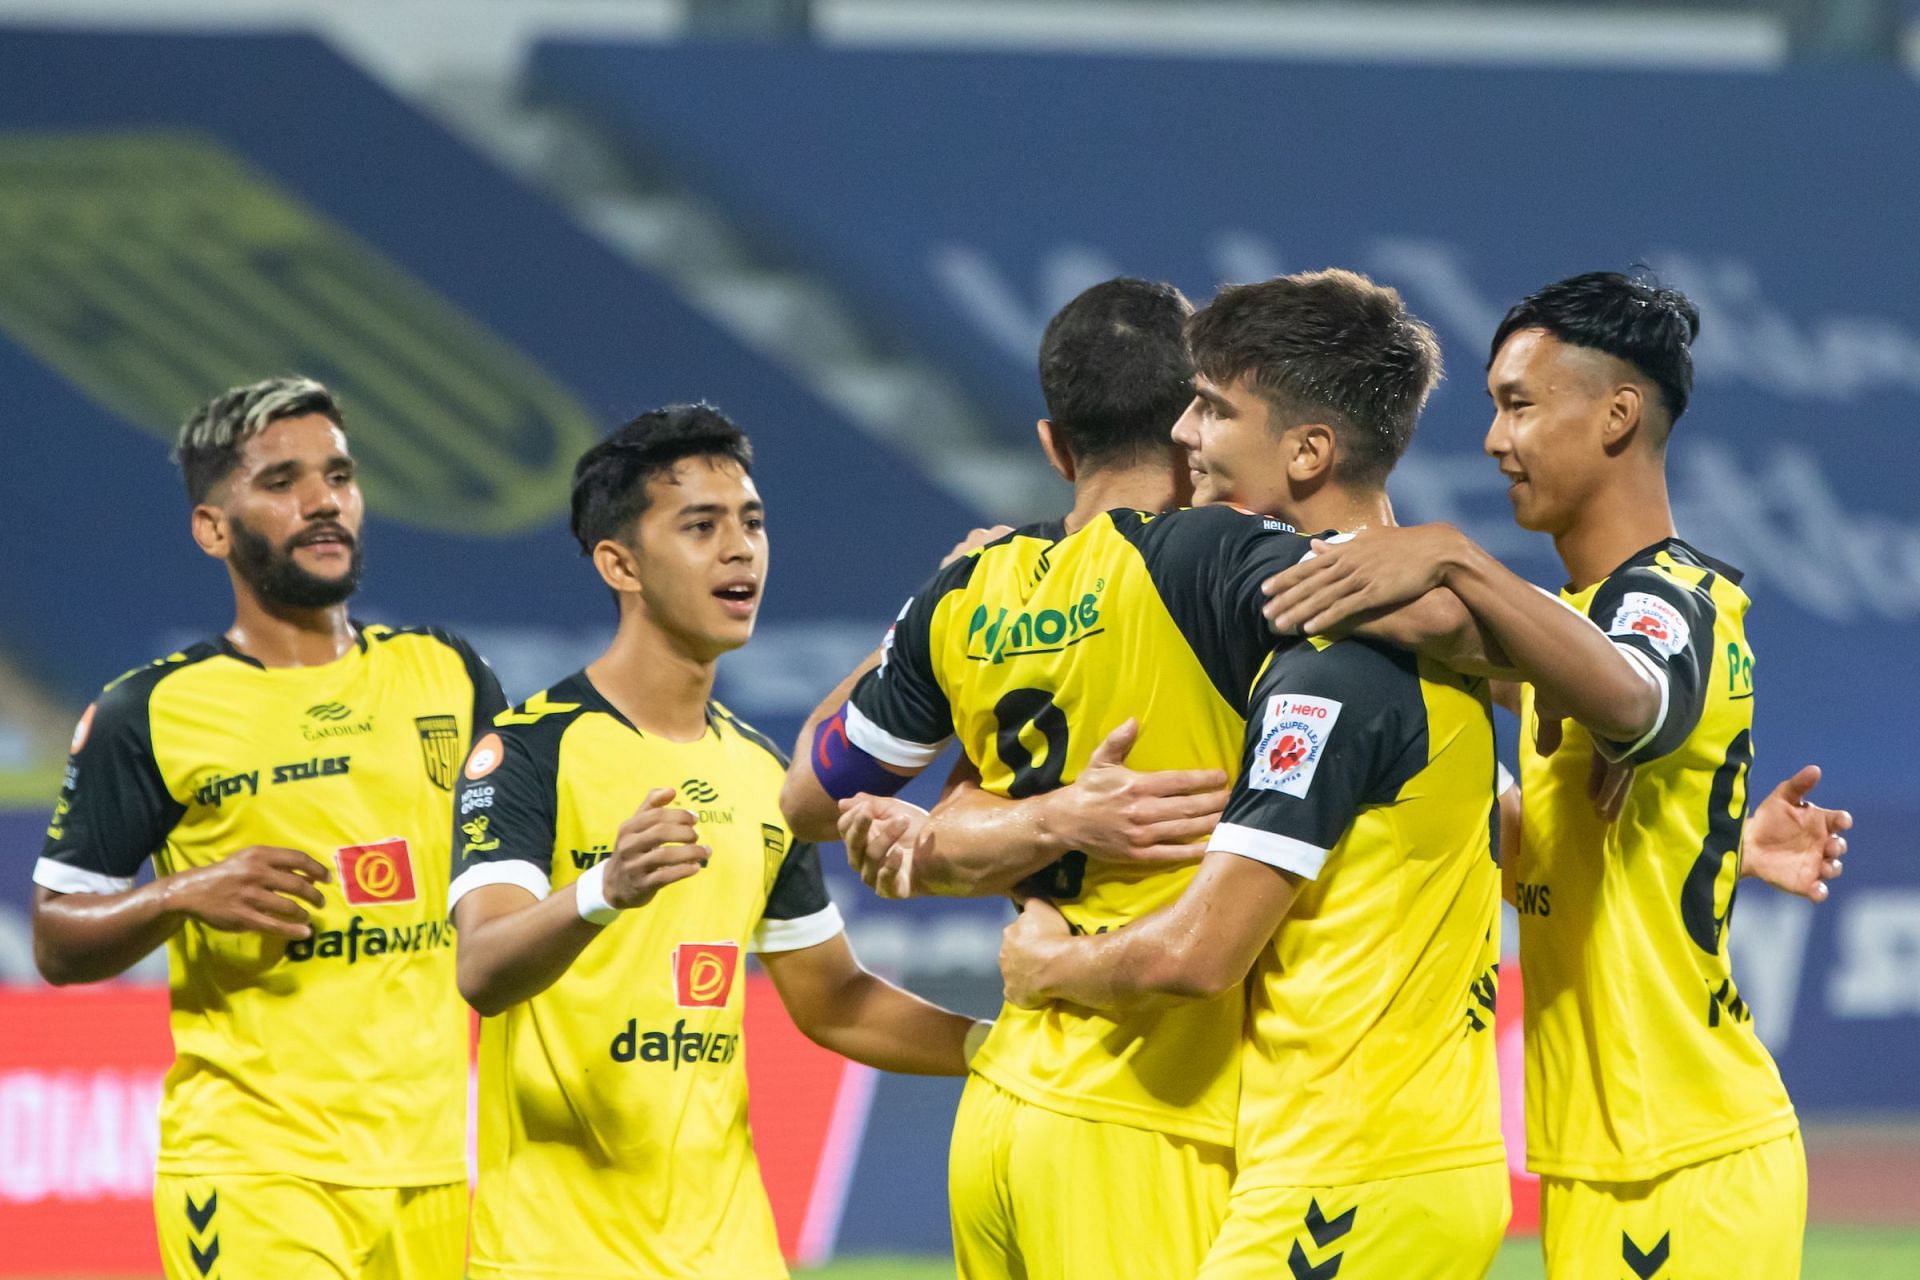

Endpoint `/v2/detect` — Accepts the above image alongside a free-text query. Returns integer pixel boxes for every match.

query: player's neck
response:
[1285,484,1396,536]
[588,619,718,742]
[1063,462,1179,532]
[1554,467,1678,591]
[224,593,356,668]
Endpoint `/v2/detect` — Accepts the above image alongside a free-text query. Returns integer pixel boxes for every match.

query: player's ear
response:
[1035,419,1076,483]
[189,502,229,560]
[1286,423,1338,485]
[1601,382,1644,454]
[592,537,645,597]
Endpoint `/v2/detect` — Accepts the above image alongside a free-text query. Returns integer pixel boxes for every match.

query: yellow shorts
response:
[950,1073,1232,1280]
[1197,1160,1509,1280]
[154,1173,466,1280]
[1539,1131,1805,1280]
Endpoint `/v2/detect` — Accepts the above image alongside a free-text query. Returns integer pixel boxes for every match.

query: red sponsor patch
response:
[336,838,417,905]
[674,941,741,1009]
[69,704,96,755]
[464,732,504,780]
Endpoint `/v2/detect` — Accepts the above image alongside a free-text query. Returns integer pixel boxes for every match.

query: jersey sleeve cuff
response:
[1594,642,1670,763]
[1497,763,1517,797]
[32,858,135,895]
[844,703,948,770]
[447,860,551,914]
[751,902,845,954]
[1208,823,1330,880]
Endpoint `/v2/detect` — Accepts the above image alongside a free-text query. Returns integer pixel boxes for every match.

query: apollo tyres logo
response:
[674,941,741,1009]
[335,837,418,906]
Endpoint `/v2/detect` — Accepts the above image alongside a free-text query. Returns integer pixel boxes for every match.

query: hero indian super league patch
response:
[1250,694,1343,798]
[1607,590,1690,659]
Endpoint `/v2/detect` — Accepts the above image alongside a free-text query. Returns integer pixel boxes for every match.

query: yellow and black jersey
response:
[35,624,504,1187]
[448,672,839,1280]
[1217,637,1505,1187]
[847,504,1311,1147]
[1518,538,1795,1182]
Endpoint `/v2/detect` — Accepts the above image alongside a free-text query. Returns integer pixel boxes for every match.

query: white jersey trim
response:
[33,858,135,896]
[1209,823,1330,880]
[447,860,551,914]
[1594,642,1670,762]
[1497,763,1517,797]
[843,702,948,770]
[752,903,846,954]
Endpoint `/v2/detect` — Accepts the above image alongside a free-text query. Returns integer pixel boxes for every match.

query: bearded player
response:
[33,377,502,1278]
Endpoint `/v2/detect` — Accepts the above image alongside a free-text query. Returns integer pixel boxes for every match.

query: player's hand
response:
[1533,689,1567,757]
[1039,719,1227,863]
[940,525,1015,569]
[1261,525,1462,635]
[602,788,709,910]
[999,897,1072,1009]
[165,845,331,940]
[1741,765,1853,903]
[839,794,929,898]
[1588,751,1634,822]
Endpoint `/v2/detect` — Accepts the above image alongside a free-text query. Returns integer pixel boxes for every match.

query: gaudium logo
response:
[336,838,418,905]
[0,132,601,535]
[680,778,721,804]
[303,702,374,741]
[308,702,353,721]
[673,941,741,1009]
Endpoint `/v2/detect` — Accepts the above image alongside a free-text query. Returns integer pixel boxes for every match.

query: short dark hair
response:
[1038,278,1194,469]
[1490,271,1700,426]
[570,403,754,554]
[174,376,344,504]
[1186,269,1442,486]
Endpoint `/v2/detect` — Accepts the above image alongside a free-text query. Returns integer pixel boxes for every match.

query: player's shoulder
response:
[708,699,788,772]
[1607,538,1741,596]
[1270,634,1420,696]
[362,621,492,675]
[89,640,227,728]
[1108,503,1304,561]
[483,672,598,759]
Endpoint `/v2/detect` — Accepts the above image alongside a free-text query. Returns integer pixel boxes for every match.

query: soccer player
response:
[447,405,986,1280]
[786,272,1513,1279]
[31,377,502,1279]
[1259,272,1849,1277]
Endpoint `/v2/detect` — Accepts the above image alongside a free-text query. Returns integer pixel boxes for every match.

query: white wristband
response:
[574,862,622,925]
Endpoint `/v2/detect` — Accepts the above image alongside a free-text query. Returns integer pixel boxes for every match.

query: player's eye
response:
[686,520,714,534]
[744,516,765,532]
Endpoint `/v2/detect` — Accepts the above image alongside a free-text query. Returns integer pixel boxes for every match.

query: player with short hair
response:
[1259,271,1847,1278]
[32,377,503,1279]
[448,404,985,1280]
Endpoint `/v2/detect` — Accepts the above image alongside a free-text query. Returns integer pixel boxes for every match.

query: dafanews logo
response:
[335,838,418,905]
[1249,694,1343,798]
[965,584,1104,664]
[610,1018,740,1068]
[674,941,741,1009]
[286,914,453,965]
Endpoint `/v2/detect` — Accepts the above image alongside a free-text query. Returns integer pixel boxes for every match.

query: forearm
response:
[796,970,977,1075]
[917,787,1071,897]
[32,882,183,985]
[1440,540,1657,742]
[456,887,602,1016]
[782,649,885,842]
[1348,588,1516,678]
[1030,917,1229,1013]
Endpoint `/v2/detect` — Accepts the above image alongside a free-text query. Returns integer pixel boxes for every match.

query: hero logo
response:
[335,838,418,905]
[1250,694,1343,798]
[673,941,741,1009]
[1608,591,1690,660]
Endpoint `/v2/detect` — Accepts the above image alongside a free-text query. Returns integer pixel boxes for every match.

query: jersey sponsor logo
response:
[464,731,504,780]
[674,779,735,826]
[1249,694,1342,798]
[674,941,741,1009]
[69,704,95,755]
[681,778,720,804]
[336,838,418,905]
[461,816,500,855]
[1515,881,1551,917]
[964,584,1104,664]
[285,913,454,965]
[459,785,494,815]
[1608,591,1690,659]
[610,1017,741,1068]
[569,845,611,870]
[271,754,351,785]
[301,702,375,741]
[415,715,460,791]
[192,770,259,809]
